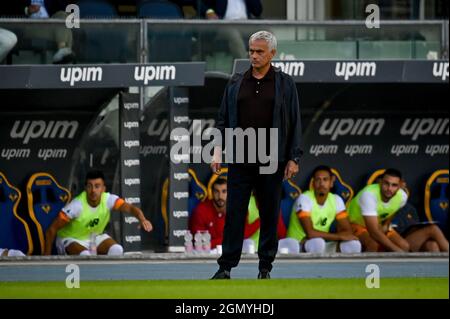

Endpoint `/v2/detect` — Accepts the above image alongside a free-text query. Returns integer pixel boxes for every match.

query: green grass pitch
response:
[0,278,448,299]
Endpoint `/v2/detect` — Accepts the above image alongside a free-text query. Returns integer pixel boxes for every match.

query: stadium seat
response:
[309,168,354,206]
[207,167,228,200]
[367,168,410,196]
[280,179,301,229]
[188,169,208,217]
[26,173,71,255]
[139,1,193,62]
[424,170,449,237]
[0,172,33,255]
[138,0,184,19]
[78,0,119,18]
[367,169,386,185]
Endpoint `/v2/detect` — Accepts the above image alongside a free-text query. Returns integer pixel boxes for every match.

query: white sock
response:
[8,249,26,257]
[79,250,91,256]
[340,240,362,253]
[242,239,256,254]
[304,238,326,253]
[278,238,300,254]
[107,244,123,256]
[0,248,6,256]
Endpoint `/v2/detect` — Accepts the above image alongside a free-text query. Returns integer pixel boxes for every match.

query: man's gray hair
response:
[249,31,277,51]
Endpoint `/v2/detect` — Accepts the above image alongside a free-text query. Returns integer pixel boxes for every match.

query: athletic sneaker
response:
[53,47,75,64]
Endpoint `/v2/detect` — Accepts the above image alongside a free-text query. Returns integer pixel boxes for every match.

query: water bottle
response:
[184,231,193,254]
[202,231,211,254]
[89,232,97,255]
[194,231,203,253]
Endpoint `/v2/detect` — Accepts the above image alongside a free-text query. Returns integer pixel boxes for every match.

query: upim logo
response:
[124,159,140,167]
[124,140,140,149]
[124,103,139,110]
[125,235,141,243]
[124,178,140,186]
[173,211,189,218]
[124,122,139,129]
[125,197,141,204]
[319,118,385,141]
[174,173,189,181]
[134,65,176,85]
[11,120,78,145]
[60,67,102,86]
[125,217,139,224]
[433,62,449,81]
[272,61,305,77]
[335,62,377,80]
[173,230,188,238]
[400,118,449,141]
[174,97,189,105]
[174,192,189,199]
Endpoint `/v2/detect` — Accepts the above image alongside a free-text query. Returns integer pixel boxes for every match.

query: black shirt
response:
[237,66,275,164]
[238,66,275,130]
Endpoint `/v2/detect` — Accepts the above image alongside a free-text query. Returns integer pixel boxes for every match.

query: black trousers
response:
[218,162,285,272]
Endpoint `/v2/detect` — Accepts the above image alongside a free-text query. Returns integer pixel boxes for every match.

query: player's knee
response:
[364,240,379,252]
[242,239,256,254]
[79,250,91,256]
[278,238,300,254]
[304,238,326,253]
[423,240,439,252]
[399,240,410,252]
[7,249,26,257]
[108,244,124,256]
[340,240,362,253]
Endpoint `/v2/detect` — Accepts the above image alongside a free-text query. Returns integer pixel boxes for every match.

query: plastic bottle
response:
[202,231,211,254]
[194,231,203,253]
[89,232,97,255]
[184,231,193,254]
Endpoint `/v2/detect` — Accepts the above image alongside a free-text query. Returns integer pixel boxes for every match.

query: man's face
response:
[85,178,105,206]
[313,170,334,197]
[212,183,227,209]
[380,175,401,200]
[249,39,276,69]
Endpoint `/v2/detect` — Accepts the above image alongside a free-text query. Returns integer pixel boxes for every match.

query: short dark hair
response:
[212,177,227,188]
[382,168,402,180]
[312,165,333,178]
[85,170,105,185]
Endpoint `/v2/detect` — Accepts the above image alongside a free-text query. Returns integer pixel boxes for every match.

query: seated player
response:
[281,165,361,254]
[44,170,152,256]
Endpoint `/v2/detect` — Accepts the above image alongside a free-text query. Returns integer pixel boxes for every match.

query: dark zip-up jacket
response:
[216,67,303,164]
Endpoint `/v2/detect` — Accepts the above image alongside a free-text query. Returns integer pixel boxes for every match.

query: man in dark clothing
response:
[210,30,302,279]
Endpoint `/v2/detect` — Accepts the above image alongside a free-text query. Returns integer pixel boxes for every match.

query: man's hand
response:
[211,146,222,175]
[284,160,299,180]
[139,218,153,232]
[338,232,358,241]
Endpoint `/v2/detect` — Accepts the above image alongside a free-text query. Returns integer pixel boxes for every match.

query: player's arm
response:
[44,212,70,255]
[335,212,358,241]
[116,200,153,232]
[364,216,405,252]
[299,212,342,241]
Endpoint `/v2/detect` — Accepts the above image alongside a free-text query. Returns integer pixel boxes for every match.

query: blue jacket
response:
[216,68,303,164]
